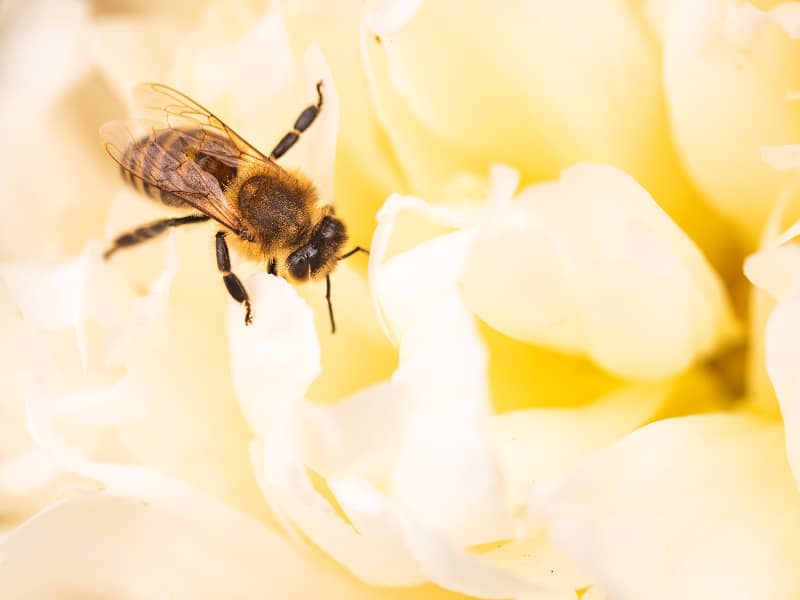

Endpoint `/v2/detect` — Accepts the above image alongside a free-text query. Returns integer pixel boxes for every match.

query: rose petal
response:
[771,2,800,38]
[387,295,511,546]
[369,194,476,343]
[0,452,56,496]
[229,274,321,438]
[329,479,556,599]
[481,532,595,594]
[463,163,738,380]
[300,381,411,482]
[364,0,423,37]
[103,230,178,365]
[0,0,90,137]
[531,415,800,600]
[360,0,732,265]
[664,0,800,245]
[0,489,388,600]
[295,264,397,405]
[762,144,800,172]
[230,275,424,584]
[763,265,800,489]
[745,242,800,301]
[367,165,516,344]
[230,271,548,596]
[0,245,94,366]
[90,15,191,105]
[493,383,669,511]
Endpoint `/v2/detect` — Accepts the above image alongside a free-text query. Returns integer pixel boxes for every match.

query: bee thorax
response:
[235,172,316,247]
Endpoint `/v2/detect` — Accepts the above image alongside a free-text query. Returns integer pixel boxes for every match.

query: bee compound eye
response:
[287,253,305,278]
[321,222,335,239]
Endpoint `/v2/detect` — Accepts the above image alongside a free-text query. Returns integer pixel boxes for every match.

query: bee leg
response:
[325,274,336,334]
[338,246,369,261]
[270,81,324,160]
[216,231,252,325]
[103,214,209,259]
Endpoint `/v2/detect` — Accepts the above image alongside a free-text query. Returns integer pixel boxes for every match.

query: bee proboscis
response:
[100,82,366,332]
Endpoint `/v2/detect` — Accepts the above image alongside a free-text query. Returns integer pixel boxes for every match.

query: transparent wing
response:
[133,82,271,165]
[100,119,247,234]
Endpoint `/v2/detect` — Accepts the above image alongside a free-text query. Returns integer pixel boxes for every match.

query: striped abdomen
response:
[118,128,239,207]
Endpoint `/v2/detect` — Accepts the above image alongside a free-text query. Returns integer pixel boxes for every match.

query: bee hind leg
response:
[103,214,209,259]
[216,231,252,325]
[270,81,324,160]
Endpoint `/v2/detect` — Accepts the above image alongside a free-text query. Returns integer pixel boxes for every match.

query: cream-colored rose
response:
[3,1,800,599]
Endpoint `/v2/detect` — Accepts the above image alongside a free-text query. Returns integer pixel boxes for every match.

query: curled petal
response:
[764,281,800,489]
[462,164,738,379]
[229,272,548,596]
[748,226,800,489]
[531,415,800,600]
[0,245,93,365]
[493,383,669,511]
[0,0,90,135]
[664,0,800,245]
[360,0,731,264]
[0,489,387,600]
[228,274,321,438]
[762,144,800,172]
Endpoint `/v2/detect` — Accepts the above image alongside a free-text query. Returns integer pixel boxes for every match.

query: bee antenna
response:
[338,246,369,261]
[325,274,336,334]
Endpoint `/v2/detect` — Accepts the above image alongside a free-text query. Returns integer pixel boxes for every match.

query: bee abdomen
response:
[119,129,188,207]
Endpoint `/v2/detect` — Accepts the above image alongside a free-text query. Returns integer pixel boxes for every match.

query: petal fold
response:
[531,415,800,600]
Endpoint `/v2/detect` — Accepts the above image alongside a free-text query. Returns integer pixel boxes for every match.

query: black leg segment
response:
[216,231,252,325]
[270,81,324,160]
[103,214,209,259]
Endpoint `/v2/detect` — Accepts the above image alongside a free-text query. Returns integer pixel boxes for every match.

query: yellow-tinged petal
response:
[663,0,800,246]
[481,532,595,596]
[361,0,734,269]
[296,265,397,404]
[493,384,669,512]
[763,276,800,488]
[465,164,739,380]
[228,273,554,597]
[0,0,90,139]
[746,208,800,465]
[0,489,394,600]
[747,217,800,487]
[531,415,800,600]
[0,3,143,263]
[374,164,738,381]
[741,186,800,414]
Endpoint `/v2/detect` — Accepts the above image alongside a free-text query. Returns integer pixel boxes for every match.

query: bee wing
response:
[133,83,271,166]
[100,119,247,234]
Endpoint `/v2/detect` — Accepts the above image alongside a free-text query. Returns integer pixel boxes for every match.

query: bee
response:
[100,82,366,332]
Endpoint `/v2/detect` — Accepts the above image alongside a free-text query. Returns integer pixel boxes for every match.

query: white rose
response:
[3,1,800,599]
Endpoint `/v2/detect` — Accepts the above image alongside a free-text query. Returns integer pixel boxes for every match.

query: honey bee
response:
[100,82,366,331]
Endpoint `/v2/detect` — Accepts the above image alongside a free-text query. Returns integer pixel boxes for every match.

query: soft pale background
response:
[3,0,800,599]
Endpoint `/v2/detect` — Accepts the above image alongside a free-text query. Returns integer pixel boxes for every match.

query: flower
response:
[4,0,800,599]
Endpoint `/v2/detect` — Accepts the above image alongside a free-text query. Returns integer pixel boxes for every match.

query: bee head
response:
[286,216,347,282]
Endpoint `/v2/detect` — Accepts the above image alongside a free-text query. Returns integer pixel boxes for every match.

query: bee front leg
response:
[215,231,252,325]
[270,81,324,160]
